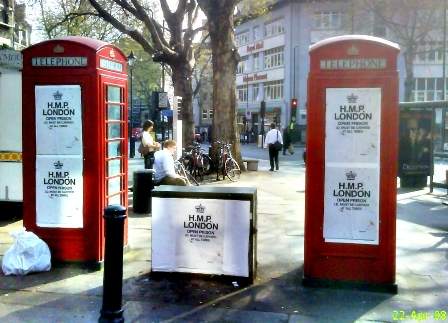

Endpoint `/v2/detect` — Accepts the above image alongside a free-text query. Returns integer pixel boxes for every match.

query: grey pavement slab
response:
[1,144,447,322]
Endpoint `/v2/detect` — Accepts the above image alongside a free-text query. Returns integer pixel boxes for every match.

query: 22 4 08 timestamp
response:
[392,310,447,321]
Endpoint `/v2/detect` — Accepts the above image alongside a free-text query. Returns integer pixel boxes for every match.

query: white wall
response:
[0,68,23,201]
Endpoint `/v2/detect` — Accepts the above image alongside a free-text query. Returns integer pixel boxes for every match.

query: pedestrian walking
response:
[282,127,291,155]
[139,120,160,169]
[264,123,283,171]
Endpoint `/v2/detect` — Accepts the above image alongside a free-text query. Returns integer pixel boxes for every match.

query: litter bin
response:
[133,169,155,214]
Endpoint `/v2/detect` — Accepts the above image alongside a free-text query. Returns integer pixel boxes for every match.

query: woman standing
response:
[141,120,160,169]
[264,123,283,171]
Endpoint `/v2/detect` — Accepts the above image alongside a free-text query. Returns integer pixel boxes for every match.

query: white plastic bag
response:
[2,229,51,275]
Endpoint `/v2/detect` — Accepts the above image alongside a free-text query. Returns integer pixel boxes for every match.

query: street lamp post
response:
[127,51,136,158]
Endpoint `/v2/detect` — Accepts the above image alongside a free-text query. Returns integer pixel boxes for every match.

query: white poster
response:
[325,88,381,164]
[36,155,83,228]
[35,85,82,155]
[152,198,251,277]
[324,167,379,243]
[324,88,381,245]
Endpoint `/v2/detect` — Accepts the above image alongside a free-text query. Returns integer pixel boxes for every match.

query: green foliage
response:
[235,0,272,25]
[32,0,120,41]
[116,37,162,104]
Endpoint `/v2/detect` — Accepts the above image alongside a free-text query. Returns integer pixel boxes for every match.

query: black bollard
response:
[99,205,127,323]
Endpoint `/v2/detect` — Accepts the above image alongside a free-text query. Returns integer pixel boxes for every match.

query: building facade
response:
[233,0,447,149]
[0,0,31,49]
[191,0,448,150]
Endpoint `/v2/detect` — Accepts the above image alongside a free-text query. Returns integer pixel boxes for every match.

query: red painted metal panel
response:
[304,36,399,286]
[22,37,128,263]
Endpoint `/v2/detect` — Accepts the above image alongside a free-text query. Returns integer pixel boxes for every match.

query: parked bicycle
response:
[174,158,199,186]
[214,141,241,182]
[181,142,212,182]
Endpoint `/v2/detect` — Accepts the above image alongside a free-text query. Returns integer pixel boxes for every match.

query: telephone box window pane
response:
[108,86,121,103]
[108,104,121,120]
[108,141,121,157]
[108,194,121,205]
[108,177,121,195]
[108,159,121,177]
[108,123,121,138]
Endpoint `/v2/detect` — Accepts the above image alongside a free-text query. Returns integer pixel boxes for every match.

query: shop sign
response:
[246,41,264,53]
[243,73,268,82]
[0,49,22,68]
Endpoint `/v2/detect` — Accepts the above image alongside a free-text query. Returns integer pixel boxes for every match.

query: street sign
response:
[158,92,168,109]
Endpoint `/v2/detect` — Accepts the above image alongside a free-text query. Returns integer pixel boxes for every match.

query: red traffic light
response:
[291,98,298,107]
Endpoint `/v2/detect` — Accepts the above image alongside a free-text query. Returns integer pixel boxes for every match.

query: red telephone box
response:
[304,35,399,292]
[22,36,129,263]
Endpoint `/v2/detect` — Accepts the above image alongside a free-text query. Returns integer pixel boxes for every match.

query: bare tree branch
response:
[128,0,173,55]
[193,55,211,97]
[45,12,98,34]
[88,0,154,53]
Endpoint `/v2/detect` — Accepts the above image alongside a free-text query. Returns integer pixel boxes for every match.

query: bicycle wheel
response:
[193,155,204,182]
[186,170,200,186]
[225,158,241,182]
[202,154,212,174]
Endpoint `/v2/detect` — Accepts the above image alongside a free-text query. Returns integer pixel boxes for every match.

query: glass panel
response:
[108,194,121,205]
[108,140,121,157]
[108,104,121,120]
[416,92,425,101]
[108,122,121,138]
[108,86,121,103]
[417,78,425,90]
[427,78,435,90]
[108,177,121,195]
[108,159,121,177]
[436,78,444,91]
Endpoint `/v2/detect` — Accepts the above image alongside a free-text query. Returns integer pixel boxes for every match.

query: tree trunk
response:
[206,7,244,167]
[172,62,195,148]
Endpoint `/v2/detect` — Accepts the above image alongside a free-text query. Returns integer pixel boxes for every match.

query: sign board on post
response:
[304,35,400,292]
[158,91,168,109]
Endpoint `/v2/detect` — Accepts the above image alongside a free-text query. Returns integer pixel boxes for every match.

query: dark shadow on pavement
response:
[0,264,393,322]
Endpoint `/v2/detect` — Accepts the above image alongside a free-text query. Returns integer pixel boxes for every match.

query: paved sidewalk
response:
[0,154,447,322]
